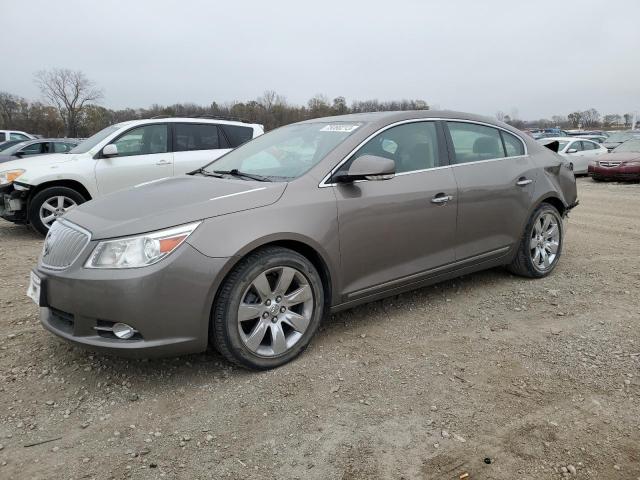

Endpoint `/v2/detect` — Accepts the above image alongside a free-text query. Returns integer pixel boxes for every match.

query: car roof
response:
[112,117,262,129]
[300,109,501,124]
[539,137,576,141]
[19,138,80,143]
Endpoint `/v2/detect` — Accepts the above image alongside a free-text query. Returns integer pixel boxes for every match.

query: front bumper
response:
[37,242,230,358]
[0,183,28,223]
[588,164,640,180]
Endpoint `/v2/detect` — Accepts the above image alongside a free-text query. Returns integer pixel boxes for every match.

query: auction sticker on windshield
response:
[319,124,360,133]
[27,271,42,306]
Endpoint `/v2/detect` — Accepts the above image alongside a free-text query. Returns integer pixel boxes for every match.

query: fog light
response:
[112,323,135,339]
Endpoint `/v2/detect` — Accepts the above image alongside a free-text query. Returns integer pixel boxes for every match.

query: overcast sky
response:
[2,0,639,120]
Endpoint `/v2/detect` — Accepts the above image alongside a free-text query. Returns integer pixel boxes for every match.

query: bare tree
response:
[0,92,22,127]
[34,68,103,137]
[495,111,506,122]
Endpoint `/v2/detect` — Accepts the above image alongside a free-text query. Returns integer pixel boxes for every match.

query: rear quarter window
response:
[501,131,525,156]
[0,132,5,142]
[221,125,254,148]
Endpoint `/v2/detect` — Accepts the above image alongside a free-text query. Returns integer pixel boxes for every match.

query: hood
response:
[597,151,640,162]
[0,153,82,176]
[0,154,19,164]
[63,175,287,239]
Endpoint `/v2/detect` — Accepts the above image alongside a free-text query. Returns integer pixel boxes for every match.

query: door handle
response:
[156,160,171,166]
[516,178,533,186]
[431,194,453,205]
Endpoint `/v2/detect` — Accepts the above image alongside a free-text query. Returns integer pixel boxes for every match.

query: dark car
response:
[0,138,79,164]
[588,139,640,181]
[602,131,640,152]
[29,110,578,370]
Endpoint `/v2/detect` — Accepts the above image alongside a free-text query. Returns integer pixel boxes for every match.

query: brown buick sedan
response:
[30,111,578,369]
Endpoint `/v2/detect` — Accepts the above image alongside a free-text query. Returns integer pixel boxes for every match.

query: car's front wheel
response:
[211,246,324,370]
[508,203,563,278]
[28,186,87,235]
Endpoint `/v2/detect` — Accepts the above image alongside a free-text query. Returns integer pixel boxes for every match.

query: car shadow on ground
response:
[44,266,516,390]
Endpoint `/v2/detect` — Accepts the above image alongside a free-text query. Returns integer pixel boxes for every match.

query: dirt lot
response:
[0,177,638,480]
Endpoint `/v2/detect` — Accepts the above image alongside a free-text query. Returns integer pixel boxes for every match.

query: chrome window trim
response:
[40,219,92,271]
[319,117,528,187]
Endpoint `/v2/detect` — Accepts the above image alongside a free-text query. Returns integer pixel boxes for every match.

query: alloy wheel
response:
[529,212,560,271]
[39,196,77,229]
[237,266,314,357]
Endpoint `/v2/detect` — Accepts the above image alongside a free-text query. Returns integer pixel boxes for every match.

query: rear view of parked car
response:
[0,117,263,234]
[29,110,578,370]
[0,138,79,164]
[539,137,607,174]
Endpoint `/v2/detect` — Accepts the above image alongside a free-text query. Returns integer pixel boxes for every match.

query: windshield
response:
[557,140,569,150]
[0,140,25,152]
[202,122,364,180]
[613,139,640,153]
[69,125,120,154]
[605,132,638,143]
[1,141,30,155]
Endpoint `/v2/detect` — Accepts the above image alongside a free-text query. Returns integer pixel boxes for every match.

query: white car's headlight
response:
[0,169,25,186]
[85,222,201,269]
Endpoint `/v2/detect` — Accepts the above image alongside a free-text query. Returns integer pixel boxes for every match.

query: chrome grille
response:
[41,220,91,270]
[599,161,621,167]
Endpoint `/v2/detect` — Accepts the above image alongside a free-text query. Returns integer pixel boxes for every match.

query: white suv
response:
[0,130,36,143]
[0,117,263,234]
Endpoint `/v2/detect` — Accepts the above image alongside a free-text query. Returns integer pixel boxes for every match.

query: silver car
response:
[28,111,578,369]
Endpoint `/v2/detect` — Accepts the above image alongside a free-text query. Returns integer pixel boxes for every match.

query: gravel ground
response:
[0,177,638,480]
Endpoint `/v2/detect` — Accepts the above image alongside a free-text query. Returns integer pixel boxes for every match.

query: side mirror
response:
[102,144,118,157]
[566,148,578,154]
[333,155,395,183]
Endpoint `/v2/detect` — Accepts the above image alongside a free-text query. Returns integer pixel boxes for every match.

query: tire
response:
[211,246,324,370]
[28,186,87,235]
[507,203,563,278]
[591,176,604,182]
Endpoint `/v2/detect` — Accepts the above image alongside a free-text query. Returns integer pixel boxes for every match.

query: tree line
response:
[496,108,636,130]
[0,69,635,139]
[0,69,428,138]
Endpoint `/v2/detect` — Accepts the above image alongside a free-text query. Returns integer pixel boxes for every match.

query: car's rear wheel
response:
[211,246,324,370]
[507,203,563,278]
[28,186,87,235]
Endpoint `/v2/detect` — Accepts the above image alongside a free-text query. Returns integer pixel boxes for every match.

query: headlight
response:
[85,221,201,269]
[0,169,25,186]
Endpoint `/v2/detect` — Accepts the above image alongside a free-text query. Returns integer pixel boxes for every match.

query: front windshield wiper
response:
[211,169,271,182]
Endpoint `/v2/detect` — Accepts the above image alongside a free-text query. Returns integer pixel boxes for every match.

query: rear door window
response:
[174,124,221,151]
[53,142,74,153]
[446,122,505,164]
[221,124,253,147]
